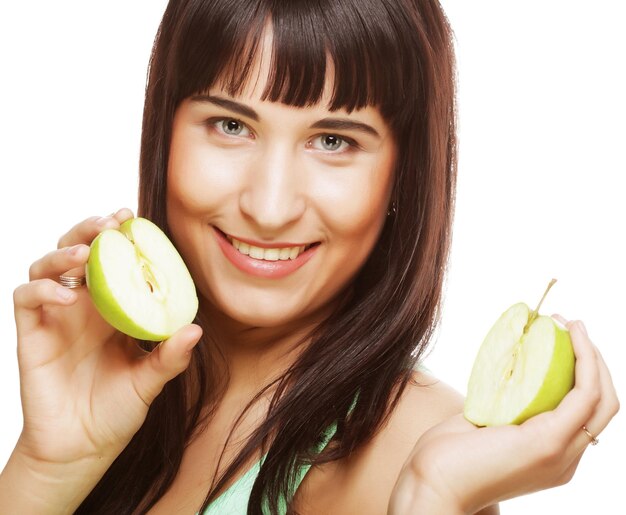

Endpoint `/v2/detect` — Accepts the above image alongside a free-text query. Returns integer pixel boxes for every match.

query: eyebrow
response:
[189,94,381,138]
[191,94,259,121]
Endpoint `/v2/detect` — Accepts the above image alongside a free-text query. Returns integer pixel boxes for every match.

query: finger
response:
[573,344,620,448]
[551,313,569,326]
[56,211,124,249]
[554,451,584,487]
[546,324,618,463]
[14,279,78,336]
[29,244,90,281]
[111,207,134,224]
[593,346,620,423]
[131,324,203,406]
[541,321,600,440]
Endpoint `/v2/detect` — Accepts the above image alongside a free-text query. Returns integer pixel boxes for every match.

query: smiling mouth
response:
[216,228,320,261]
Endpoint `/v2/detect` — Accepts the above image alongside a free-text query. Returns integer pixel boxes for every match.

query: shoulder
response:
[384,368,466,439]
[295,368,465,514]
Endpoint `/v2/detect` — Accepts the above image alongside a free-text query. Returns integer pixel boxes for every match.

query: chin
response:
[201,290,305,329]
[227,305,303,328]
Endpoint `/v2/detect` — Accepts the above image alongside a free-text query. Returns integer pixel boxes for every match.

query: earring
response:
[387,201,397,217]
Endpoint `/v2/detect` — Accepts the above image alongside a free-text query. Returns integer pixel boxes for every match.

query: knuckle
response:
[583,385,602,407]
[89,215,102,226]
[34,278,54,296]
[28,248,64,281]
[28,261,40,280]
[590,386,602,406]
[13,283,26,305]
[556,470,575,487]
[56,233,69,249]
[610,397,620,417]
[57,216,99,249]
[554,475,568,487]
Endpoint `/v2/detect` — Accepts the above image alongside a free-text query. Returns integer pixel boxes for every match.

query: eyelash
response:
[205,117,361,154]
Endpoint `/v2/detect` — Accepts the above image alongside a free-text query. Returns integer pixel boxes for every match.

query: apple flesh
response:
[464,302,575,426]
[86,217,198,341]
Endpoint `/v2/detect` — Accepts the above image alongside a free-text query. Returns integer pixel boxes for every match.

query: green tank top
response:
[199,421,338,515]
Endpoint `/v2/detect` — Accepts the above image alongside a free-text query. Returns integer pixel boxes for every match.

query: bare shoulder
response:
[391,368,466,432]
[296,368,466,514]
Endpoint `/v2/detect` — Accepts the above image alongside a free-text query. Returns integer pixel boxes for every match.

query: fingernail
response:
[66,244,83,255]
[56,286,75,301]
[186,327,203,353]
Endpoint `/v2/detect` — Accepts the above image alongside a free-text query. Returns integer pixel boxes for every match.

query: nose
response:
[239,144,306,235]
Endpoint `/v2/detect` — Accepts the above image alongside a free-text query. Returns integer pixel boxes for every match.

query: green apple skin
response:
[510,316,574,424]
[86,217,198,341]
[464,303,575,427]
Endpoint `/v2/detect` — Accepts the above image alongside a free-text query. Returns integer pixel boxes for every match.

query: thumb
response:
[132,323,203,406]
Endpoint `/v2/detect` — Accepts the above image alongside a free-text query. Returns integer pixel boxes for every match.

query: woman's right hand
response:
[11,208,203,470]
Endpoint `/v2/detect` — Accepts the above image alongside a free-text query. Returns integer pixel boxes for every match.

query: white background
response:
[0,1,624,513]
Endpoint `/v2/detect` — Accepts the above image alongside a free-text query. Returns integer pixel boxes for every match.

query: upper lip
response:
[215,227,318,249]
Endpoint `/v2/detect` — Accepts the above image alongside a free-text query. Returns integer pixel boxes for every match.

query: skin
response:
[165,74,395,396]
[2,26,619,515]
[7,205,618,514]
[150,30,403,512]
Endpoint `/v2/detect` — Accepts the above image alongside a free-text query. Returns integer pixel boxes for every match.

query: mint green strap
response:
[202,395,357,514]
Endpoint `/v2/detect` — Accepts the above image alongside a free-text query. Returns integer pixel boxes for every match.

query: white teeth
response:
[227,236,310,261]
[248,245,265,259]
[263,249,280,261]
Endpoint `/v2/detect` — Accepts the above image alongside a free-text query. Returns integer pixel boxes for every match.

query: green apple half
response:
[86,217,198,341]
[464,299,575,427]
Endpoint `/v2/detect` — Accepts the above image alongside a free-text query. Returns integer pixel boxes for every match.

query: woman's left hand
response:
[389,317,620,514]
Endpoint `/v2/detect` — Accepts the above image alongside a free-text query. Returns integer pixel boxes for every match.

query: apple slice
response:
[464,280,575,426]
[86,217,198,341]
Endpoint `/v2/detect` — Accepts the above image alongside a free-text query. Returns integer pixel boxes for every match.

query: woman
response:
[0,0,619,513]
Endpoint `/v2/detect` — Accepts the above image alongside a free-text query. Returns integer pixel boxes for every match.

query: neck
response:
[196,296,336,401]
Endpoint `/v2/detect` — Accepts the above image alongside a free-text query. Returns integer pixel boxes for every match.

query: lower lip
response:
[212,227,319,279]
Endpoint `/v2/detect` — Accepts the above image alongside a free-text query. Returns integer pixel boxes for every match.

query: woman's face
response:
[166,41,396,330]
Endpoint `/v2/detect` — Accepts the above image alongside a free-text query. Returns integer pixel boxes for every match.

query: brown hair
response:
[77,0,457,513]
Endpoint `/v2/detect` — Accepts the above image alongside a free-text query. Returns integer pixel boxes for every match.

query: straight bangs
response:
[168,0,421,119]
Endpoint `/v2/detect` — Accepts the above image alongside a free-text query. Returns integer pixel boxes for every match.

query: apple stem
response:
[523,278,557,334]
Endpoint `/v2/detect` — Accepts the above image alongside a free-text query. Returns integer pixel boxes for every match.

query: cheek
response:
[167,143,226,216]
[166,118,255,217]
[312,159,393,245]
[165,124,228,275]
[320,150,396,285]
[309,175,392,302]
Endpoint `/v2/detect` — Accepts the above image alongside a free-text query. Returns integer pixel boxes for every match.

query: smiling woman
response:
[167,80,396,325]
[0,1,622,515]
[127,1,450,511]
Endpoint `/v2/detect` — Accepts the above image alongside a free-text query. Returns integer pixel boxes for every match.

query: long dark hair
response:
[76,0,457,513]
